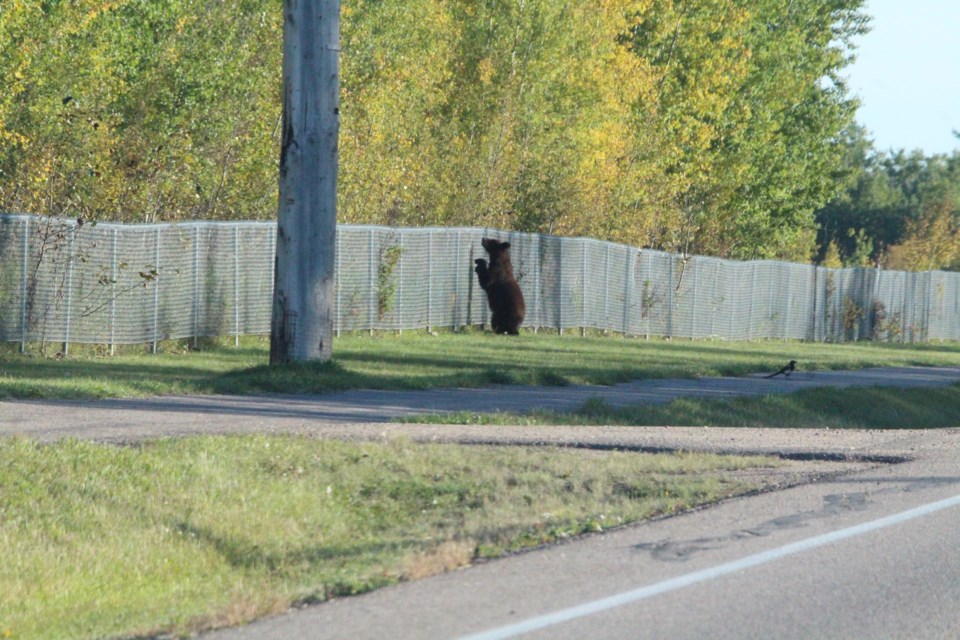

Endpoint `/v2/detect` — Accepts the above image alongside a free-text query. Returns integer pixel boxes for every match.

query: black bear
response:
[474,238,525,335]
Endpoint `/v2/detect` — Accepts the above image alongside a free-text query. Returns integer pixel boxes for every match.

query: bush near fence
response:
[1,213,959,351]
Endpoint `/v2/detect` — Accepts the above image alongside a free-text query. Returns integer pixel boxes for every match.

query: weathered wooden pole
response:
[271,0,340,364]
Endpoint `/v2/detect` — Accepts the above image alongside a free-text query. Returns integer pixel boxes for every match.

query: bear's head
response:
[481,238,511,260]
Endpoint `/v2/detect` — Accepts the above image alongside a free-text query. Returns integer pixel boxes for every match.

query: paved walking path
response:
[3,366,959,447]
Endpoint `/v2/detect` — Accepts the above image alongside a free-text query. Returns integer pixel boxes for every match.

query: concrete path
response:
[2,366,959,443]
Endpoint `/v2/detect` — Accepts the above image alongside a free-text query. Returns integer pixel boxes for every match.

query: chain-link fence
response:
[1,213,958,350]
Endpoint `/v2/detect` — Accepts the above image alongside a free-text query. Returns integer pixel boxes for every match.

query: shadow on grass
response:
[211,359,572,395]
[0,357,228,399]
[5,333,960,400]
[171,517,420,577]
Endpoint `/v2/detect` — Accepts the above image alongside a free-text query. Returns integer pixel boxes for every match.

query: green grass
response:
[0,435,778,640]
[3,332,960,399]
[4,333,949,637]
[404,384,960,430]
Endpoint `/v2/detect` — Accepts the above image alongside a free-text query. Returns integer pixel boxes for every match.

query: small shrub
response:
[377,244,404,320]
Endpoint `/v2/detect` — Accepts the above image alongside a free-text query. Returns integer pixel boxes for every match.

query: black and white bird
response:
[765,360,797,378]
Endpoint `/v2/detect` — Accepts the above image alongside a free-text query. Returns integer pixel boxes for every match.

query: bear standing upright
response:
[474,238,525,335]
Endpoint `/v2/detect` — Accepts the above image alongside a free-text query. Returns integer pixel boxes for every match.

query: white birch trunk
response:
[271,0,340,363]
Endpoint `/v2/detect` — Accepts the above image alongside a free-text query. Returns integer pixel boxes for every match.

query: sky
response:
[844,0,960,156]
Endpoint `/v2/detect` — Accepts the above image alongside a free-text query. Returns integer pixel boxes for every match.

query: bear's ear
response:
[501,242,511,249]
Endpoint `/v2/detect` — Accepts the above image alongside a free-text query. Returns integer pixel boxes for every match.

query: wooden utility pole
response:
[271,0,340,364]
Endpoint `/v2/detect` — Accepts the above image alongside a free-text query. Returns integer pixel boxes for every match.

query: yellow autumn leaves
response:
[0,0,868,262]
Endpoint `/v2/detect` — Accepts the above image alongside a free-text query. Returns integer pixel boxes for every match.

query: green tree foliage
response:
[0,0,281,222]
[815,126,960,270]
[626,0,868,260]
[340,0,664,245]
[1,0,868,262]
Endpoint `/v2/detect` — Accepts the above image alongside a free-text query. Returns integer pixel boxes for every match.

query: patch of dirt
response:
[721,458,881,494]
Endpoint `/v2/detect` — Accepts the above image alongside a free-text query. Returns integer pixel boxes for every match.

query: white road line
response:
[458,493,960,640]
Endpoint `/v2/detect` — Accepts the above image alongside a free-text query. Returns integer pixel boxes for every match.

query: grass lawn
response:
[0,435,779,640]
[403,384,960,430]
[3,332,960,399]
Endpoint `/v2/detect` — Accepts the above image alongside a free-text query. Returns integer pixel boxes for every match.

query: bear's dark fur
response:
[474,238,525,335]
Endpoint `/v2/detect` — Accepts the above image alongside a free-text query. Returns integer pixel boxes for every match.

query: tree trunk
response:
[271,0,340,364]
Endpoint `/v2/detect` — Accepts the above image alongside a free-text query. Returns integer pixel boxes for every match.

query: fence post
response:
[916,272,923,342]
[580,239,586,336]
[427,229,433,332]
[152,227,161,354]
[335,229,341,337]
[871,266,882,340]
[667,255,674,339]
[643,252,650,340]
[533,233,540,334]
[783,264,793,340]
[234,225,241,347]
[604,242,610,334]
[467,238,475,329]
[765,263,775,339]
[728,262,736,340]
[747,263,757,340]
[62,229,75,356]
[269,222,276,335]
[193,226,200,348]
[110,228,118,355]
[368,228,375,335]
[623,248,632,336]
[837,268,846,342]
[270,223,277,289]
[707,260,717,338]
[909,272,917,343]
[896,270,904,342]
[953,273,960,340]
[455,229,461,330]
[19,217,30,353]
[808,264,818,342]
[691,258,699,339]
[397,233,404,334]
[558,239,563,335]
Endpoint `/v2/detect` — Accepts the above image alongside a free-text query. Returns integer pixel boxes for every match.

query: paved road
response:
[4,366,960,639]
[198,428,960,640]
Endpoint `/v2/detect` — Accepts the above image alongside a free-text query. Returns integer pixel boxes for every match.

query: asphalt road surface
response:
[198,428,960,640]
[4,366,960,639]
